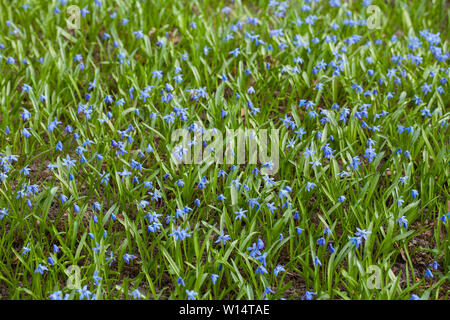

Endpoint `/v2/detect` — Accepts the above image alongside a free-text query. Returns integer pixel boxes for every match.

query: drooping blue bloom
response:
[397,216,408,229]
[123,253,137,264]
[273,265,286,277]
[349,236,362,249]
[133,30,144,39]
[234,208,247,220]
[93,270,102,285]
[305,182,316,191]
[211,274,219,284]
[256,252,268,267]
[248,242,261,258]
[312,256,321,267]
[302,291,316,300]
[80,6,90,17]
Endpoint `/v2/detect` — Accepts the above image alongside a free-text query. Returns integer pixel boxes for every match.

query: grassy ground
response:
[0,0,448,300]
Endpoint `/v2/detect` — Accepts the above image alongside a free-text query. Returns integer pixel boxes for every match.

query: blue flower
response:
[355,228,370,240]
[22,128,31,138]
[430,261,440,270]
[313,257,321,267]
[273,265,286,277]
[48,291,64,300]
[234,208,247,220]
[130,289,144,299]
[133,30,145,39]
[62,155,76,169]
[123,253,137,264]
[1,211,12,223]
[305,182,316,191]
[317,237,326,246]
[399,176,408,185]
[93,270,102,285]
[328,243,336,253]
[177,276,186,287]
[198,176,209,189]
[263,286,275,296]
[217,194,226,203]
[266,202,276,214]
[255,265,267,275]
[80,6,90,17]
[302,291,316,300]
[421,83,432,95]
[211,274,219,284]
[77,285,92,300]
[22,244,31,255]
[169,226,191,241]
[6,56,15,64]
[47,256,55,266]
[349,236,362,249]
[256,252,268,266]
[349,156,361,171]
[248,198,260,210]
[229,48,241,57]
[364,147,377,162]
[59,193,68,204]
[303,146,315,158]
[396,216,408,229]
[248,242,261,258]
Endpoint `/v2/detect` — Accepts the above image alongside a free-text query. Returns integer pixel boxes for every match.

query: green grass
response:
[0,0,448,300]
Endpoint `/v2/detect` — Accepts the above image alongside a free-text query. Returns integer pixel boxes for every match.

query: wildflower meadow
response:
[0,0,448,303]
